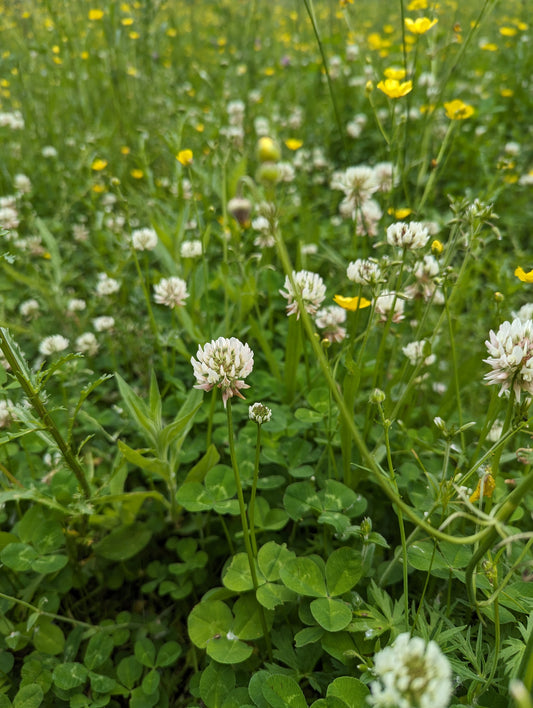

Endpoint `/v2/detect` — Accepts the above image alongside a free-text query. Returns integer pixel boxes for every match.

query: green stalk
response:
[444,287,465,450]
[226,401,272,659]
[249,422,262,557]
[0,328,91,499]
[284,314,302,403]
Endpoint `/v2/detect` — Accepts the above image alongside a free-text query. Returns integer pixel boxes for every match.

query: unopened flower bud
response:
[249,402,272,425]
[369,388,386,404]
[256,162,280,184]
[228,197,252,227]
[360,517,372,537]
[257,136,281,163]
[433,416,447,433]
[494,291,504,303]
[431,239,443,255]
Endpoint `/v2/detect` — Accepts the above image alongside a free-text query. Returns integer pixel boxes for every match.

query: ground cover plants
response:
[0,0,532,706]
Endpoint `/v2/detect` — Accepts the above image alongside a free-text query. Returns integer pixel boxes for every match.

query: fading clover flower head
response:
[484,318,533,401]
[387,221,429,250]
[280,270,326,318]
[368,632,453,708]
[249,402,272,424]
[347,258,382,286]
[191,337,254,407]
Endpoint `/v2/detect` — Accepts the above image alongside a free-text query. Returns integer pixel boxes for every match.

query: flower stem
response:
[249,423,262,557]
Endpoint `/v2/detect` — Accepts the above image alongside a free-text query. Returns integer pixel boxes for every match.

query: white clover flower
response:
[72,223,89,242]
[402,340,436,367]
[375,291,405,323]
[19,299,40,318]
[280,270,326,318]
[347,258,382,286]
[153,277,189,309]
[315,305,347,343]
[355,199,382,236]
[39,335,69,356]
[14,174,32,194]
[92,316,115,332]
[249,402,272,424]
[42,146,58,158]
[132,227,158,251]
[67,298,86,313]
[96,273,120,296]
[387,222,430,250]
[180,239,203,258]
[373,161,396,192]
[75,332,99,356]
[331,165,379,204]
[368,632,453,708]
[512,302,533,323]
[191,337,254,407]
[0,400,14,428]
[484,318,533,401]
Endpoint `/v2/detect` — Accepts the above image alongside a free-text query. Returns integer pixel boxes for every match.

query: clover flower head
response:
[249,402,272,424]
[132,227,158,251]
[368,632,453,708]
[191,337,254,407]
[402,340,435,367]
[484,318,533,401]
[375,291,405,323]
[347,258,382,286]
[180,239,203,258]
[75,332,99,356]
[19,299,40,318]
[153,277,189,309]
[387,222,429,249]
[315,305,347,343]
[331,165,379,204]
[96,272,120,296]
[93,316,115,332]
[280,270,326,318]
[39,335,69,356]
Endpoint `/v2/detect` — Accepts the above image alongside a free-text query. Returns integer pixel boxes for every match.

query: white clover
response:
[512,302,533,323]
[153,277,189,309]
[402,340,436,367]
[373,161,396,192]
[331,165,379,204]
[387,222,430,250]
[0,400,14,428]
[375,291,405,323]
[96,272,120,296]
[191,337,254,407]
[315,305,347,343]
[368,632,453,708]
[67,298,86,313]
[39,335,69,356]
[347,258,382,286]
[484,318,533,401]
[280,270,326,318]
[93,316,115,332]
[180,239,203,258]
[132,227,158,251]
[75,332,99,356]
[19,299,40,318]
[249,402,272,424]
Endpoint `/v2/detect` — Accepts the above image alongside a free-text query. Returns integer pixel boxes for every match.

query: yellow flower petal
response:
[377,79,413,98]
[333,295,371,311]
[404,17,438,34]
[285,138,303,151]
[515,266,533,283]
[177,149,193,166]
[88,9,104,20]
[444,99,474,120]
[91,158,108,171]
[469,474,495,503]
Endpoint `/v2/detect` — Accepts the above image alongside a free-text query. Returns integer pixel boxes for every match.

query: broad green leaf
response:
[93,523,151,561]
[0,532,18,552]
[222,687,253,708]
[134,637,156,668]
[310,598,352,632]
[84,632,114,670]
[52,662,88,690]
[1,543,37,572]
[141,669,160,695]
[232,595,267,640]
[88,671,117,693]
[155,641,182,667]
[33,620,65,655]
[248,670,273,708]
[184,444,220,484]
[325,548,363,596]
[317,512,351,534]
[279,557,327,598]
[294,626,324,647]
[256,582,296,610]
[204,465,237,501]
[321,480,363,515]
[327,677,370,707]
[320,631,357,664]
[222,553,256,592]
[206,636,252,664]
[253,497,289,531]
[177,481,217,512]
[31,554,68,574]
[188,601,233,649]
[262,675,307,708]
[115,373,157,441]
[13,684,44,708]
[257,542,295,582]
[117,655,143,689]
[294,408,323,423]
[283,482,321,521]
[0,696,11,708]
[199,662,235,708]
[407,542,448,573]
[0,651,14,674]
[130,685,160,708]
[310,699,349,708]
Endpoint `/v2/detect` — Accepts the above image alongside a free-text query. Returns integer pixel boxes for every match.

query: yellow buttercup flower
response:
[377,79,413,98]
[177,149,193,166]
[91,158,107,171]
[130,169,144,179]
[404,17,438,34]
[384,67,406,80]
[469,474,495,503]
[515,266,533,283]
[333,295,371,311]
[431,239,444,255]
[285,138,303,151]
[88,9,104,20]
[444,99,474,119]
[388,207,412,219]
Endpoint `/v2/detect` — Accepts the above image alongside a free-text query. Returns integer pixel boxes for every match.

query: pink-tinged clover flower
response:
[191,337,254,407]
[484,318,533,401]
[280,270,326,318]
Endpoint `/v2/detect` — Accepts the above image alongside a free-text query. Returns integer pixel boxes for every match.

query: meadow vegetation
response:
[0,0,532,706]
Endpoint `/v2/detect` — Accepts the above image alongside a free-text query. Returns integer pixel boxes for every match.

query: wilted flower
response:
[315,305,347,343]
[484,318,533,401]
[0,400,14,428]
[387,222,429,249]
[153,277,189,309]
[249,402,272,424]
[280,270,326,318]
[368,633,453,708]
[132,227,158,251]
[39,335,69,356]
[228,197,253,227]
[191,337,254,406]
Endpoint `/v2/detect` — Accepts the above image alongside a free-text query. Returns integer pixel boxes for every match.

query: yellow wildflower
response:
[499,26,517,37]
[404,17,438,34]
[515,267,533,283]
[431,239,444,255]
[481,43,498,51]
[285,138,303,151]
[444,99,474,119]
[130,169,144,179]
[377,79,413,98]
[120,146,130,155]
[333,295,371,311]
[91,158,107,171]
[88,9,104,20]
[177,149,193,166]
[384,67,406,80]
[469,474,495,503]
[388,207,412,219]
